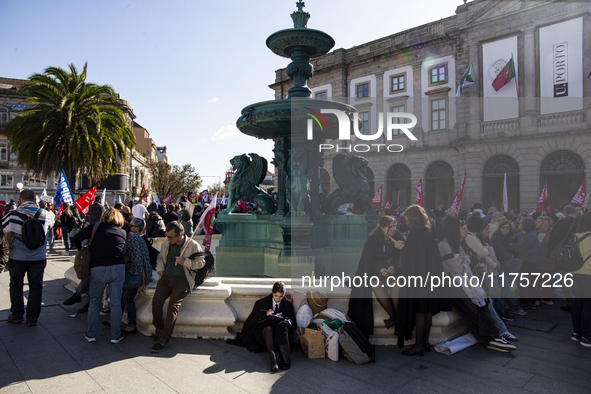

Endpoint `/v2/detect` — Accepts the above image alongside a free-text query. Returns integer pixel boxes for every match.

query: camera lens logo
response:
[305,107,328,132]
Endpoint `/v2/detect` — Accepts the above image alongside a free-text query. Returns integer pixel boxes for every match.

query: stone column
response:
[468,43,482,140]
[523,28,537,115]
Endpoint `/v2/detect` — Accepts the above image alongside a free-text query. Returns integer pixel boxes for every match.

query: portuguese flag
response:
[492,56,516,92]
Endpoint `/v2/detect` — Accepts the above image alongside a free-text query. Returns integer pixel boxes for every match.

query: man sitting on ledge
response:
[151,221,205,353]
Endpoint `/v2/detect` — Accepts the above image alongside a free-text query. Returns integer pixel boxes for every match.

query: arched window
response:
[483,155,520,212]
[386,163,411,209]
[540,150,585,210]
[425,161,454,210]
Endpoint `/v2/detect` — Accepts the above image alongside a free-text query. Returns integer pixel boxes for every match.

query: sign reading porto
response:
[553,42,568,98]
[305,108,417,153]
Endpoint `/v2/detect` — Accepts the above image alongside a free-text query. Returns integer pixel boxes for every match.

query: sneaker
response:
[511,309,528,316]
[580,338,591,348]
[488,336,517,352]
[60,251,70,256]
[502,332,519,342]
[110,333,124,344]
[63,293,82,306]
[100,309,111,316]
[534,300,540,306]
[151,338,169,353]
[85,335,96,343]
[560,306,572,312]
[77,303,89,314]
[26,319,37,327]
[7,314,24,324]
[522,303,536,310]
[571,333,582,342]
[500,312,515,322]
[541,300,554,306]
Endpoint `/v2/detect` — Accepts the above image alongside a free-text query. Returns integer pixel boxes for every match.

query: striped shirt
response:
[1,201,47,260]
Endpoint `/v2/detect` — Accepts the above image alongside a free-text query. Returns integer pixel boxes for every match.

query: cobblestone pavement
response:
[1,246,589,394]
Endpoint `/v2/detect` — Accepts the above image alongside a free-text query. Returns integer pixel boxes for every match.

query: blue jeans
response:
[62,225,73,251]
[572,274,591,339]
[497,268,522,311]
[76,275,91,302]
[46,228,54,251]
[122,272,143,327]
[488,301,508,335]
[9,259,47,320]
[502,258,523,276]
[87,264,125,340]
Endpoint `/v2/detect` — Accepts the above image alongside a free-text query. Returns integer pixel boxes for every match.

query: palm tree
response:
[4,62,135,184]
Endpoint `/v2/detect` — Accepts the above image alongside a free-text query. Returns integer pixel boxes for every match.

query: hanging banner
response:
[482,36,519,121]
[540,17,583,114]
[383,198,391,211]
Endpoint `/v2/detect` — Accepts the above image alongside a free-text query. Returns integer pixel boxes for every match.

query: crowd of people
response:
[350,202,591,356]
[1,189,590,369]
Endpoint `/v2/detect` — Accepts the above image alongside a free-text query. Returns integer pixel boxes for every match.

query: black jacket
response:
[230,294,296,352]
[547,216,578,257]
[146,215,166,237]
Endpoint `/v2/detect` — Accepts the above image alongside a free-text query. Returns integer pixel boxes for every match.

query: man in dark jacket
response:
[162,204,179,226]
[87,196,105,224]
[547,204,578,311]
[145,212,166,237]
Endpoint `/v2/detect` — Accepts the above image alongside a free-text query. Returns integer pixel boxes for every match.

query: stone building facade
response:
[270,0,591,213]
[0,77,165,203]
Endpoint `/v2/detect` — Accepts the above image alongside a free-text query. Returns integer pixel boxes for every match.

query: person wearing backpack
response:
[547,205,578,312]
[570,212,591,347]
[1,189,48,326]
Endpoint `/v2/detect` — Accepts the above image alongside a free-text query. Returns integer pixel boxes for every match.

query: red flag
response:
[571,180,586,206]
[199,190,210,203]
[73,185,97,215]
[383,198,391,211]
[56,202,63,239]
[197,193,218,251]
[139,185,148,202]
[438,204,444,210]
[449,190,461,214]
[492,56,516,92]
[189,192,197,203]
[536,180,548,212]
[414,179,424,207]
[162,189,173,205]
[448,172,467,213]
[371,185,383,208]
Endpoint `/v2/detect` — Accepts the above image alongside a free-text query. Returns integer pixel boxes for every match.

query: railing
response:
[538,111,585,128]
[481,119,520,135]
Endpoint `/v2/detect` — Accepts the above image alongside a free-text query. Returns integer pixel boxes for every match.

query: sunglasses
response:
[500,226,511,230]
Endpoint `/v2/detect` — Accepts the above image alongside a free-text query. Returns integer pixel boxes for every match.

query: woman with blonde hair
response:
[73,207,127,344]
[395,205,449,355]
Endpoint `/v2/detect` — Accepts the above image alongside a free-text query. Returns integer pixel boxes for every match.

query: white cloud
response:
[207,97,220,103]
[211,124,240,141]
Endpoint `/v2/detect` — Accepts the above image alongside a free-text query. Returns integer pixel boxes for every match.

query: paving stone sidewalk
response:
[1,248,590,394]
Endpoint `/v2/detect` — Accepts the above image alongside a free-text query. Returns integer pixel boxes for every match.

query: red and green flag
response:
[492,56,516,92]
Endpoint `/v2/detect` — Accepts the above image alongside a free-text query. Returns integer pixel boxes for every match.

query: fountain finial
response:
[291,1,310,28]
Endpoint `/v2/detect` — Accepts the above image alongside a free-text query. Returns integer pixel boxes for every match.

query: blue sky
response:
[1,0,460,192]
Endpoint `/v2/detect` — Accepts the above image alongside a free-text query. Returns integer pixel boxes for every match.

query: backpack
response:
[142,236,160,270]
[15,210,46,250]
[338,322,376,364]
[556,233,591,272]
[188,251,215,288]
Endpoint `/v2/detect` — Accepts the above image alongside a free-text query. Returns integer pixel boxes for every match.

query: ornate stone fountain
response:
[215,2,377,278]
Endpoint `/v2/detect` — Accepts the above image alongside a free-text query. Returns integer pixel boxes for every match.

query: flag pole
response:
[511,53,519,97]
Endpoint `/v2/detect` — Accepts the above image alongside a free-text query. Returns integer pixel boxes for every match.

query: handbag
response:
[136,267,148,296]
[74,223,99,281]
